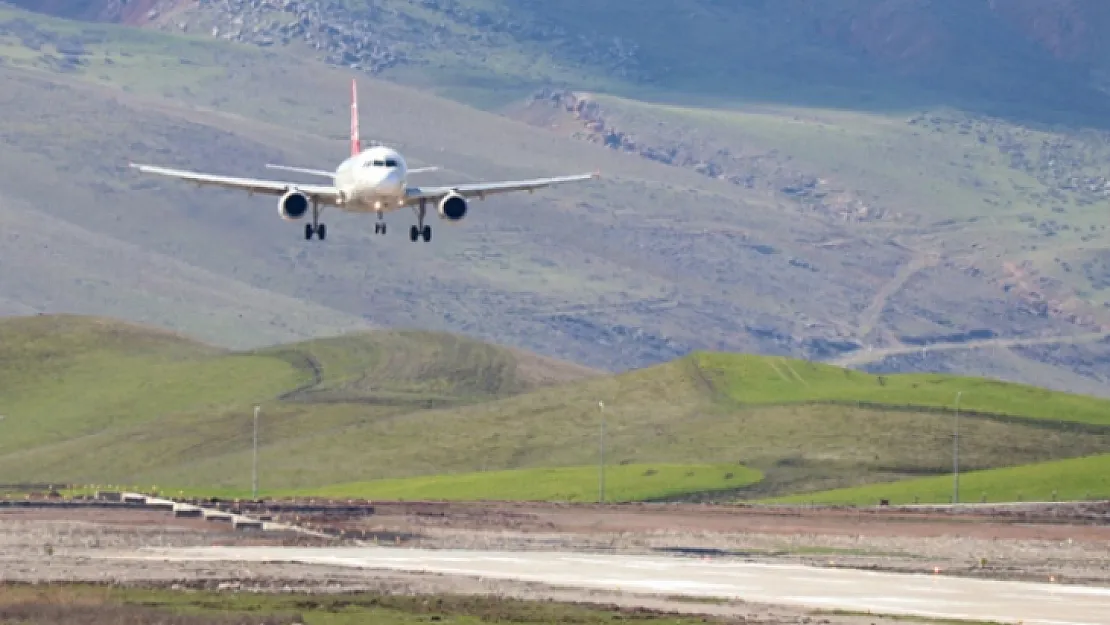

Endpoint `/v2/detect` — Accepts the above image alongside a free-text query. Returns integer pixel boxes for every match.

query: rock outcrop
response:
[525,88,894,224]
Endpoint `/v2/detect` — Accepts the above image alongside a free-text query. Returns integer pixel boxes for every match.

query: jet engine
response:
[278,189,310,221]
[437,192,468,221]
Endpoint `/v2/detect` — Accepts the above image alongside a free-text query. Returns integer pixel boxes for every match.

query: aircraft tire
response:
[422,226,431,242]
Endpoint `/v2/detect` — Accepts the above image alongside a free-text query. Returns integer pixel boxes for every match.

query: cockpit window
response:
[385,159,398,168]
[372,160,385,167]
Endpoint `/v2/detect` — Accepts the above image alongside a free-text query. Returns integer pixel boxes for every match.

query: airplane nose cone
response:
[384,170,403,192]
[359,168,403,196]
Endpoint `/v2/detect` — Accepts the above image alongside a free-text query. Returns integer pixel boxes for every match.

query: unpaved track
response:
[0,510,891,625]
[342,499,1110,540]
[3,501,1110,623]
[830,330,1110,367]
[322,500,1110,586]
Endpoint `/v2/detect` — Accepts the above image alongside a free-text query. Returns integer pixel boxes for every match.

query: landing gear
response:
[374,213,387,235]
[409,199,431,243]
[305,200,326,240]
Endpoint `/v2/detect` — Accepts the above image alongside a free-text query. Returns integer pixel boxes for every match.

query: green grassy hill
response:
[4,314,1110,502]
[764,454,1110,506]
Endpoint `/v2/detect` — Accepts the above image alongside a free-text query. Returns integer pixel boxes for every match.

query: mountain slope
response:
[69,0,1110,125]
[0,8,946,368]
[1,5,1109,393]
[140,0,1110,392]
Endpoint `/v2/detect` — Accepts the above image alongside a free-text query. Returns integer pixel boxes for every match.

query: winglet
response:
[350,78,361,157]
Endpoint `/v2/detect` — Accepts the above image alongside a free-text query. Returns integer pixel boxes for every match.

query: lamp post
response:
[598,400,605,504]
[252,405,260,500]
[953,392,961,504]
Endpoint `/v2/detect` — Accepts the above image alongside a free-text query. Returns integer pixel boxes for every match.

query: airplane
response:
[128,79,601,243]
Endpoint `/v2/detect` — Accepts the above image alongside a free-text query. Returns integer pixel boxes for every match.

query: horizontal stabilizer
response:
[408,166,439,174]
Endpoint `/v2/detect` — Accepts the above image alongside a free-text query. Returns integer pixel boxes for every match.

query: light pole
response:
[953,391,961,504]
[598,400,605,504]
[252,405,260,500]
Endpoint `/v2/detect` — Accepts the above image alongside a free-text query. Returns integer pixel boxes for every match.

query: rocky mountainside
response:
[2,1,1110,395]
[10,0,1110,117]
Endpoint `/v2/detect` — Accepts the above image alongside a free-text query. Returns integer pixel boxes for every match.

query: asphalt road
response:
[103,546,1110,624]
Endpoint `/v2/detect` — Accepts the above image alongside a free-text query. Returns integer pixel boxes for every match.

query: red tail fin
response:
[350,78,361,157]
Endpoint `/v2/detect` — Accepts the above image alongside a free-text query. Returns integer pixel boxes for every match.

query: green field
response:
[3,314,1110,503]
[765,454,1110,505]
[695,353,1110,426]
[289,464,761,503]
[0,583,714,625]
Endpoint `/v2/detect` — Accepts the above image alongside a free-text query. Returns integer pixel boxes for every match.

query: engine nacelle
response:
[278,189,310,221]
[437,192,468,221]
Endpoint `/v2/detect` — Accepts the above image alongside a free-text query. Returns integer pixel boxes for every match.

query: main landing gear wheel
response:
[375,222,387,235]
[305,199,326,241]
[410,199,431,243]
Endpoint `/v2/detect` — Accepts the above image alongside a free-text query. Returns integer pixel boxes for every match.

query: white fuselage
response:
[333,145,408,213]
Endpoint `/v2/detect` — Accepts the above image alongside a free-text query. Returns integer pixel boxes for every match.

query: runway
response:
[109,546,1110,625]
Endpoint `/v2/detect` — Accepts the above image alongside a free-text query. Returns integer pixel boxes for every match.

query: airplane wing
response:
[129,163,343,205]
[265,163,439,177]
[265,164,335,178]
[405,172,599,204]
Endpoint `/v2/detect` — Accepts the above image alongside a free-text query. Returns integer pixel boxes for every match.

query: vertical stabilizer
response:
[350,78,361,156]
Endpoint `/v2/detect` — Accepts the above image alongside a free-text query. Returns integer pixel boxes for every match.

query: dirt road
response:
[3,500,1109,623]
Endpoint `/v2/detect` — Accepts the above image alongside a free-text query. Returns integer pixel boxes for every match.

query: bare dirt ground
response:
[2,500,1110,623]
[318,500,1110,585]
